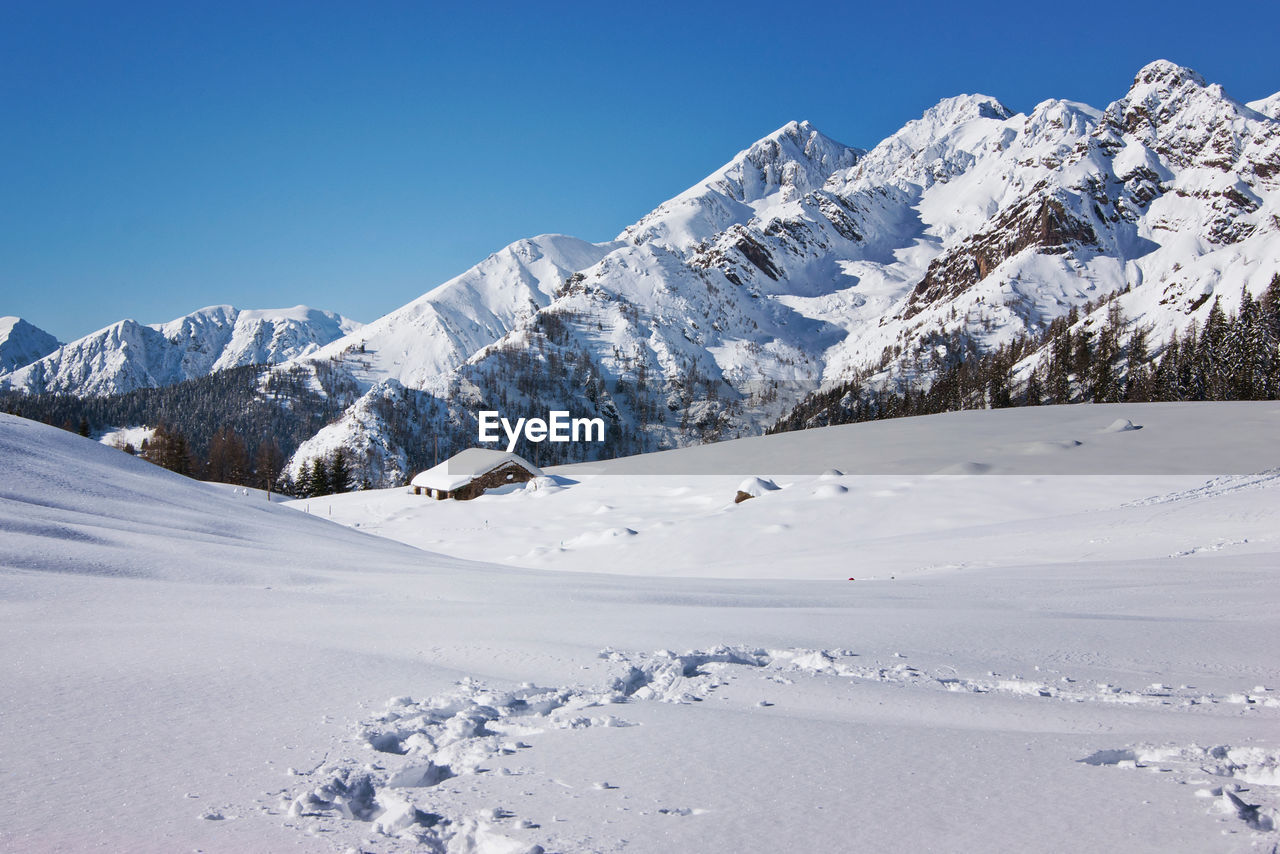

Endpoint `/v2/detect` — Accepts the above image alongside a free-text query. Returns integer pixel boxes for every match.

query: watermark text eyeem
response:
[478,410,605,453]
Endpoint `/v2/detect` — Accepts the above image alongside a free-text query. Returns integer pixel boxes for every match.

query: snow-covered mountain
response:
[8,61,1273,484]
[279,61,1280,485]
[305,234,618,393]
[1,305,361,396]
[0,317,60,373]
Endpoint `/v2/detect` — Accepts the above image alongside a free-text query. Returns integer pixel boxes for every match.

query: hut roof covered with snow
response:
[409,449,543,500]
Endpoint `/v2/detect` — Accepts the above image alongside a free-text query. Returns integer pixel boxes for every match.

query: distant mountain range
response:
[4,60,1278,486]
[0,305,360,396]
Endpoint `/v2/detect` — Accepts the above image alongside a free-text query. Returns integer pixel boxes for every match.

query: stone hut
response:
[409,448,543,501]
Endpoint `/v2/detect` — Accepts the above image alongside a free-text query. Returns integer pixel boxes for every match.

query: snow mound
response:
[736,476,780,498]
[563,527,637,548]
[1082,743,1280,833]
[1102,418,1142,433]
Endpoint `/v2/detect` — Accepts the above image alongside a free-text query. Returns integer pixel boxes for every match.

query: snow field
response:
[308,404,1280,584]
[2,406,1279,852]
[271,642,1279,853]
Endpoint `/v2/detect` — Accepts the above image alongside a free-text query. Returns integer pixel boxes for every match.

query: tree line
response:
[0,364,348,460]
[292,449,366,497]
[133,422,286,490]
[771,274,1280,433]
[0,363,355,494]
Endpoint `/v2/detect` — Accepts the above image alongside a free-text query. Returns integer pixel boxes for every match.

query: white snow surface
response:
[1248,91,1280,121]
[3,403,1278,853]
[1,304,361,395]
[97,423,155,450]
[0,316,60,372]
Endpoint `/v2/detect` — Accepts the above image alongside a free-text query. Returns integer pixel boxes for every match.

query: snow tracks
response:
[262,645,1279,852]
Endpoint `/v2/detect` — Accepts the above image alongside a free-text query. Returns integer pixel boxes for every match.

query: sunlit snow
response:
[2,403,1278,852]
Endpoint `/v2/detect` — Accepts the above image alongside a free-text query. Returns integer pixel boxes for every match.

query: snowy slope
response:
[1249,91,1280,121]
[3,407,1278,853]
[279,61,1280,487]
[316,401,1280,577]
[0,316,60,372]
[1,304,361,396]
[303,234,617,393]
[0,411,426,583]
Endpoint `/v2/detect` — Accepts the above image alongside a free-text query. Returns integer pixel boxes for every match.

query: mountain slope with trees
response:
[279,60,1280,485]
[6,61,1278,487]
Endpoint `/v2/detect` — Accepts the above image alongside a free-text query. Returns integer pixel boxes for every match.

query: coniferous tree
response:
[1047,326,1072,404]
[329,449,351,495]
[987,351,1013,408]
[311,457,330,498]
[1227,286,1260,400]
[1200,297,1230,400]
[1261,275,1280,396]
[1024,368,1043,406]
[1180,325,1203,400]
[1071,326,1093,395]
[1089,306,1123,403]
[1261,274,1280,342]
[174,434,193,475]
[1123,325,1152,401]
[294,463,314,499]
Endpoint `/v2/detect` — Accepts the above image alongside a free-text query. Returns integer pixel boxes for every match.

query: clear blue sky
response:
[3,0,1278,342]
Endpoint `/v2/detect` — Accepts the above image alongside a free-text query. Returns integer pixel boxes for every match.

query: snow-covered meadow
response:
[2,403,1278,853]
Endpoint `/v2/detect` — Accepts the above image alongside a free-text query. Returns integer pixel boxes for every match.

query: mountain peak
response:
[1105,60,1267,170]
[734,119,861,189]
[757,119,841,150]
[921,93,1013,126]
[0,316,61,373]
[841,93,1015,191]
[881,93,1014,153]
[619,121,860,249]
[767,119,812,139]
[1131,60,1207,93]
[1120,60,1214,116]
